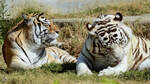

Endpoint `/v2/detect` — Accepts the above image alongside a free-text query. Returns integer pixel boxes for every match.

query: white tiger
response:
[76,12,150,76]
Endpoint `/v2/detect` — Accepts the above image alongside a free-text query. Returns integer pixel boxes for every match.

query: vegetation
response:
[0,0,8,44]
[1,0,150,84]
[47,0,150,18]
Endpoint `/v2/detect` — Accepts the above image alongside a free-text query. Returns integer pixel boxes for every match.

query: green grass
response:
[118,70,150,81]
[0,63,150,84]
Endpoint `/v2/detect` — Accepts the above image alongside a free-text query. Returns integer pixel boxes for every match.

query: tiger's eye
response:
[100,33,105,37]
[55,31,59,34]
[111,28,117,32]
[103,37,108,40]
[41,17,45,19]
[113,34,118,37]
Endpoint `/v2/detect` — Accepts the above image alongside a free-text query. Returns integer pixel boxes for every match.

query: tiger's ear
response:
[22,13,29,23]
[86,23,93,31]
[114,12,123,21]
[38,12,44,17]
[22,13,28,20]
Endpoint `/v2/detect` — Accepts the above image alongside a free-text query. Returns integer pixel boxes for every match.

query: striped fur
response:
[2,13,77,70]
[76,12,150,76]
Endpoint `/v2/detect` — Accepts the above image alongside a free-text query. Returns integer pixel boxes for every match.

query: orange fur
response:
[2,13,77,70]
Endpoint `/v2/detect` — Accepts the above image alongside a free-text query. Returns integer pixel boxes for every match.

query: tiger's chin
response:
[44,39,63,48]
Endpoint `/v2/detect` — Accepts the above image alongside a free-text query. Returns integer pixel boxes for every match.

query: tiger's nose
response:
[56,31,59,34]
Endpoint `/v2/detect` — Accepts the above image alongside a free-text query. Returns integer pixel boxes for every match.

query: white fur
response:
[98,55,127,76]
[76,13,150,77]
[138,58,150,70]
[76,55,93,76]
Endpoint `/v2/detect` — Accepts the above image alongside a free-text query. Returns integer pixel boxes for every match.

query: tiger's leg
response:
[8,56,35,70]
[98,55,128,76]
[46,47,77,63]
[76,54,93,76]
[138,58,150,70]
[8,55,47,70]
[49,39,63,47]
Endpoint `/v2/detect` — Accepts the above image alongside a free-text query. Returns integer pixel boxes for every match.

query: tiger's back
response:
[2,20,27,67]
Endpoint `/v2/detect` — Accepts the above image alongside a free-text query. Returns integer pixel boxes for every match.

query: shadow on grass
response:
[0,67,5,72]
[41,63,76,73]
[117,69,150,81]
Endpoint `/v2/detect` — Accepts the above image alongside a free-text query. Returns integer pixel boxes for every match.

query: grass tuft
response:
[41,63,76,72]
[117,69,150,81]
[100,77,120,84]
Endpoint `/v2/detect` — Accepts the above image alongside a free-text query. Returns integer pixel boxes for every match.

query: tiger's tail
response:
[59,54,77,63]
[47,47,77,63]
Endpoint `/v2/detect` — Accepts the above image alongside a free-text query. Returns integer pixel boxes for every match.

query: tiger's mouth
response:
[45,38,55,43]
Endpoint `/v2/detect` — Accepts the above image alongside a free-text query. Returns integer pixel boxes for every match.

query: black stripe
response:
[37,13,44,22]
[59,55,63,60]
[92,39,97,54]
[134,48,140,59]
[38,13,44,17]
[96,30,105,35]
[108,28,117,33]
[15,31,31,63]
[63,56,67,63]
[17,55,26,63]
[34,25,39,38]
[97,26,106,30]
[97,25,116,34]
[17,44,31,63]
[133,38,140,59]
[97,42,101,53]
[80,51,93,70]
[35,23,42,38]
[121,27,130,41]
[132,54,143,70]
[37,23,41,33]
[7,20,25,35]
[133,38,140,55]
[33,48,46,64]
[141,38,148,53]
[108,26,117,29]
[68,58,72,63]
[33,20,36,27]
[85,41,95,61]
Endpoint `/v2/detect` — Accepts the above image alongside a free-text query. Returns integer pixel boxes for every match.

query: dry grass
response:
[58,22,87,57]
[47,0,150,18]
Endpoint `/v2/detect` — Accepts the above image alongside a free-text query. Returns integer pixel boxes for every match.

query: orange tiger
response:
[2,13,77,70]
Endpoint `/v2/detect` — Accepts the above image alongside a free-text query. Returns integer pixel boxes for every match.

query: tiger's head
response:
[86,12,133,48]
[22,13,60,48]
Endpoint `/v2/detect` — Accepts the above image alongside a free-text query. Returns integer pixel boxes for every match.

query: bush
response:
[0,0,10,44]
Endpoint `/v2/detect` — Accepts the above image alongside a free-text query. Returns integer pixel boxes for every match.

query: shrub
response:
[0,0,10,44]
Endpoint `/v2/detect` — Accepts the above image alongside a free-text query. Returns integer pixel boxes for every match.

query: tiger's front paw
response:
[57,42,68,49]
[98,69,108,76]
[77,70,93,76]
[56,42,63,47]
[98,67,114,76]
